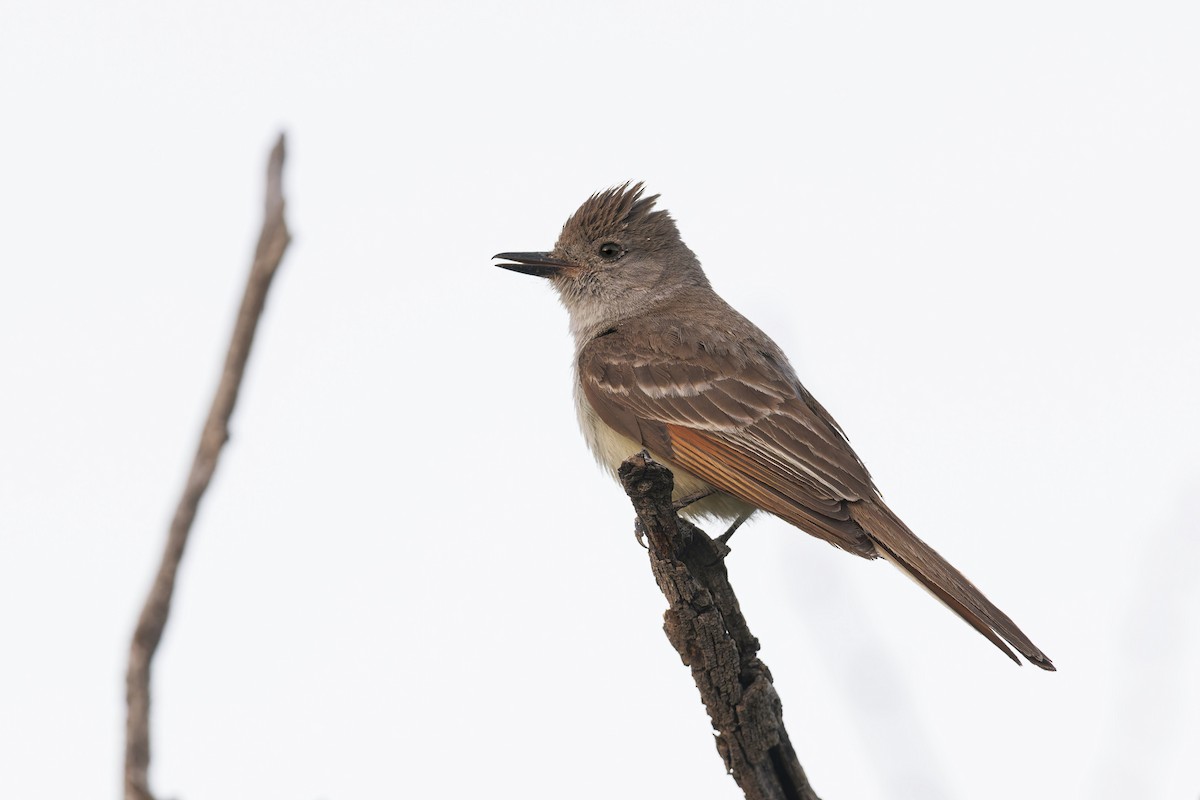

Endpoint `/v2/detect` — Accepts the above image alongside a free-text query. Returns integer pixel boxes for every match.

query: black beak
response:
[493,251,576,278]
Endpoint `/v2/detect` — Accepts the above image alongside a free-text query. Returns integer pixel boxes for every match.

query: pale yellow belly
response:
[574,387,757,524]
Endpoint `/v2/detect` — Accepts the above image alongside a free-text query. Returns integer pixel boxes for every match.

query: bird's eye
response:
[598,242,622,260]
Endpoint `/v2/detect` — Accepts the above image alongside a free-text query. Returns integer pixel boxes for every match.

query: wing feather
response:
[580,327,876,555]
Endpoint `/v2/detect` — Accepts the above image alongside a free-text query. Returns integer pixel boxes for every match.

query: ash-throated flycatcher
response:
[495,183,1053,670]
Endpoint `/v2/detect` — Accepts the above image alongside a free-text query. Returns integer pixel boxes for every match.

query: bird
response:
[495,183,1053,670]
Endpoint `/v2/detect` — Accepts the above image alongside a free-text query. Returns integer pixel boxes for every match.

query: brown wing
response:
[579,325,878,557]
[579,322,1054,670]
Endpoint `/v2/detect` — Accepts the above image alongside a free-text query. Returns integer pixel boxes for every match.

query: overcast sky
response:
[2,2,1198,798]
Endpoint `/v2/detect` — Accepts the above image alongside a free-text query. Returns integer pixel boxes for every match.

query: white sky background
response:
[2,1,1198,798]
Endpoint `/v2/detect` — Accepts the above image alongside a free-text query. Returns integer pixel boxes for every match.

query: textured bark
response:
[619,452,821,800]
[124,134,291,800]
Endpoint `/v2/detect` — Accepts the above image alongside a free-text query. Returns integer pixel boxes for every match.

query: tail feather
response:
[850,501,1055,671]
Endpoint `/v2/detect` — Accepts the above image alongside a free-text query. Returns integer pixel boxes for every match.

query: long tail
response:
[849,500,1055,671]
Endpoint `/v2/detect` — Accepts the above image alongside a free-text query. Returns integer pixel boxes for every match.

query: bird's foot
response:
[717,511,752,546]
[673,488,716,512]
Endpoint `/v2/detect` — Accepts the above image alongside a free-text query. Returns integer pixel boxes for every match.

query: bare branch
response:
[124,134,292,800]
[619,452,821,800]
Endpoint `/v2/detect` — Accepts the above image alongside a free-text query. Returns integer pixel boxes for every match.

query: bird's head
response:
[495,183,709,337]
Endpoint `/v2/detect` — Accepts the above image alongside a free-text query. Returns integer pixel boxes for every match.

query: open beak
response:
[493,251,576,278]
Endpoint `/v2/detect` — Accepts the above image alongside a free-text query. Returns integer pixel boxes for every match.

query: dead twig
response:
[124,134,291,800]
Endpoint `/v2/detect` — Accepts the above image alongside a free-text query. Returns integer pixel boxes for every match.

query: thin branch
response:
[124,134,292,800]
[619,452,821,800]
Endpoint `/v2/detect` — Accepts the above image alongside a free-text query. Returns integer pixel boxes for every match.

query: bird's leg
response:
[673,488,716,512]
[717,510,753,545]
